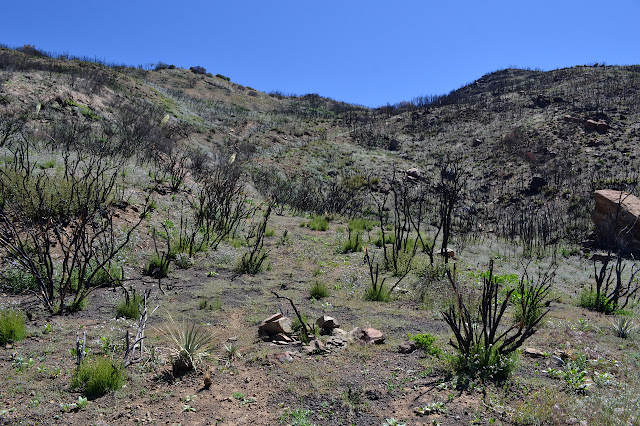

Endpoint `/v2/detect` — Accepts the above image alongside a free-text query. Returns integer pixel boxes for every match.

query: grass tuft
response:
[72,356,126,397]
[0,308,26,345]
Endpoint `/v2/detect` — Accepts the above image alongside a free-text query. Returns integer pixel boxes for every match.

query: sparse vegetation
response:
[1,44,640,424]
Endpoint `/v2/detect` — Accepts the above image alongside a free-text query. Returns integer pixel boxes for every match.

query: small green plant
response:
[611,315,636,338]
[579,289,616,314]
[442,261,552,383]
[72,356,126,397]
[59,396,88,412]
[342,385,368,409]
[199,296,222,311]
[547,355,590,394]
[116,288,144,319]
[414,402,447,416]
[309,281,330,299]
[349,217,374,232]
[307,215,329,231]
[11,355,34,371]
[409,333,441,356]
[382,419,407,426]
[162,315,212,373]
[1,269,38,293]
[341,228,362,253]
[144,253,169,278]
[0,308,26,345]
[224,343,240,364]
[279,407,315,426]
[174,253,194,269]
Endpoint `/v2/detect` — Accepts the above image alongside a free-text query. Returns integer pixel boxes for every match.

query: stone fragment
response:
[348,327,385,345]
[523,347,545,358]
[316,315,340,334]
[398,340,417,354]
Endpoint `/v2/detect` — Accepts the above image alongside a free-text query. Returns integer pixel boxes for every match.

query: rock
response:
[591,189,640,251]
[523,347,546,358]
[563,114,581,123]
[304,338,327,355]
[348,327,385,345]
[585,119,599,131]
[258,313,293,340]
[326,335,348,350]
[398,340,417,354]
[597,121,610,132]
[261,313,283,323]
[272,352,295,363]
[590,252,614,263]
[388,139,400,151]
[405,168,424,181]
[316,315,340,334]
[272,333,293,343]
[472,138,482,147]
[332,328,348,337]
[440,248,455,259]
[532,94,551,108]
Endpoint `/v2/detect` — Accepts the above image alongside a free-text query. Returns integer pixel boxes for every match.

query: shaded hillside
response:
[2,45,640,253]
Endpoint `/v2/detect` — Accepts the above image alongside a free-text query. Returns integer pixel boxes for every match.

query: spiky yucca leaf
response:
[162,314,212,372]
[611,316,636,339]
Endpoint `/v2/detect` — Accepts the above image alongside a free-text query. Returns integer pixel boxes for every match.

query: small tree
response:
[435,154,468,264]
[442,261,552,382]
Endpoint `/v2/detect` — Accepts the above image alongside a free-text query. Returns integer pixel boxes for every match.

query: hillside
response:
[1,46,640,425]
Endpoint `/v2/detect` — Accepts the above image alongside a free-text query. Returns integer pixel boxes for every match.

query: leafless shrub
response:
[192,162,254,251]
[0,138,148,313]
[442,261,552,381]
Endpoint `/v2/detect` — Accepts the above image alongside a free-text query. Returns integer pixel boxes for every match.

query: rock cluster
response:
[258,314,385,359]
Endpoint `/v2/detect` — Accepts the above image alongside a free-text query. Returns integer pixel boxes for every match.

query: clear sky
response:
[2,1,639,107]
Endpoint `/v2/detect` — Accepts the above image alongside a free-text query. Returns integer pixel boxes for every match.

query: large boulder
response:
[591,189,640,250]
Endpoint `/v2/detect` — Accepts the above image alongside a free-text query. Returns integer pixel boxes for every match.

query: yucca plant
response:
[162,314,213,374]
[611,315,636,339]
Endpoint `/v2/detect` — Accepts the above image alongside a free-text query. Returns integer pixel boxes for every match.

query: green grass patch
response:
[307,215,329,231]
[579,289,616,314]
[116,290,144,319]
[310,281,330,299]
[0,308,26,345]
[72,356,126,397]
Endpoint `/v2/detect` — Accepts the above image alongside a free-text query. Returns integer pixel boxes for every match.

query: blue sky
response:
[2,1,639,107]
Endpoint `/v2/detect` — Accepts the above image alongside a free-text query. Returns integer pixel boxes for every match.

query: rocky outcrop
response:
[585,118,610,133]
[591,189,640,250]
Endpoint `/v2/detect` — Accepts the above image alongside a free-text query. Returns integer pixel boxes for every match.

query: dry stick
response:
[75,330,86,367]
[271,291,309,342]
[124,290,158,366]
